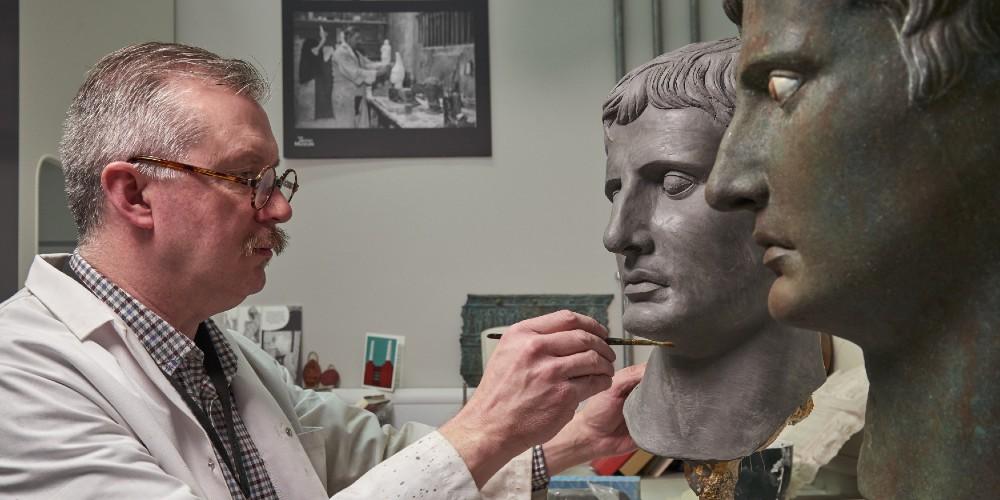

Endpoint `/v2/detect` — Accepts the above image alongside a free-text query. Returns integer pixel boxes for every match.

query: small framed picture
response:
[220,305,304,383]
[282,0,491,157]
[362,333,405,391]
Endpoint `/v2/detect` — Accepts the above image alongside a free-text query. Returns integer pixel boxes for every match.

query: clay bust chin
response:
[707,1,1000,498]
[602,38,826,461]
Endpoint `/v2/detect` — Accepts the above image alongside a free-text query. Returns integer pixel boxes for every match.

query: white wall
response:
[624,0,739,71]
[18,0,174,282]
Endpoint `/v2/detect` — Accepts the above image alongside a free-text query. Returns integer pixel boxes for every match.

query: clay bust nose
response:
[604,191,653,257]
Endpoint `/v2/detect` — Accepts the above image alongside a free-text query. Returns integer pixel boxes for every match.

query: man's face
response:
[145,82,289,310]
[706,0,988,350]
[347,31,361,49]
[604,107,773,359]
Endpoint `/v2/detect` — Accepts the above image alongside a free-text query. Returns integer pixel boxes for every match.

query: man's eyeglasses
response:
[129,155,298,210]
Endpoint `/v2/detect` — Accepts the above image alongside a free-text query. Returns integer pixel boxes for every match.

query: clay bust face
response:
[706,0,1000,350]
[604,107,774,359]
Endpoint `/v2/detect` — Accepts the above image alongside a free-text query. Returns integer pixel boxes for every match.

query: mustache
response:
[242,226,290,257]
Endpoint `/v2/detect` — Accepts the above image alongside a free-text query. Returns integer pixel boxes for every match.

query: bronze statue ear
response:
[821,333,834,376]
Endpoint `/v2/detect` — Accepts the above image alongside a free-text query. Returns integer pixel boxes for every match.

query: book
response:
[618,449,655,476]
[548,476,640,500]
[641,455,675,477]
[590,450,635,476]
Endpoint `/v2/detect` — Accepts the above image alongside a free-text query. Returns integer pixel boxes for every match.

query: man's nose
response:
[603,189,653,257]
[705,123,769,213]
[258,189,293,223]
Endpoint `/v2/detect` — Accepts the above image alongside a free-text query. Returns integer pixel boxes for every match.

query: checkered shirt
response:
[531,444,550,491]
[69,251,278,500]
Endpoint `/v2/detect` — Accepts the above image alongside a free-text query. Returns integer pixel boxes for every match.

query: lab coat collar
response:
[25,254,118,341]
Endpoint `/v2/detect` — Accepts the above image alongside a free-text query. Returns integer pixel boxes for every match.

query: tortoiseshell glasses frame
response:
[129,155,298,210]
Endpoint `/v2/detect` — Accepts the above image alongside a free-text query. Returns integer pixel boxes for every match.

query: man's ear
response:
[101,161,154,230]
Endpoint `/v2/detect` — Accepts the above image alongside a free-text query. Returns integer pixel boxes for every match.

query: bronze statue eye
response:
[662,172,696,198]
[768,70,802,105]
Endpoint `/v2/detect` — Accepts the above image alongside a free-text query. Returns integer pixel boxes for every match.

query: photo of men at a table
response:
[292,11,477,129]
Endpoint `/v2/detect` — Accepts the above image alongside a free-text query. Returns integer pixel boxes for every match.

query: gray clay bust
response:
[602,39,825,461]
[707,1,1000,498]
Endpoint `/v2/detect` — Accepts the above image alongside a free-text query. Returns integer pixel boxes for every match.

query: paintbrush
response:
[485,333,674,347]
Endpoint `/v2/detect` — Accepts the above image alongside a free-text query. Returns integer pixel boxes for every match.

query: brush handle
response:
[485,333,673,347]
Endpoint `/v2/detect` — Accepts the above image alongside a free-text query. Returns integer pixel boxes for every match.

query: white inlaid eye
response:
[768,71,802,105]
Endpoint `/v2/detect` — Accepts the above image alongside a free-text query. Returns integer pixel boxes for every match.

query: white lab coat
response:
[331,43,377,128]
[0,255,529,499]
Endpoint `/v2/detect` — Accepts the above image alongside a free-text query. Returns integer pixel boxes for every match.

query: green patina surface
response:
[459,294,613,387]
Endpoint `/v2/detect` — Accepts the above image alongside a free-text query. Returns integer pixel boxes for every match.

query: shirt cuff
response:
[530,445,550,491]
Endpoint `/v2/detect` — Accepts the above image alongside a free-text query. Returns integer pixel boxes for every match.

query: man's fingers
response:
[514,310,608,338]
[568,374,613,402]
[554,350,616,380]
[609,363,645,398]
[539,329,616,363]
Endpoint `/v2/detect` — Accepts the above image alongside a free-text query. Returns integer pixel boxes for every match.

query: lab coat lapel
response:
[25,254,233,500]
[229,338,329,499]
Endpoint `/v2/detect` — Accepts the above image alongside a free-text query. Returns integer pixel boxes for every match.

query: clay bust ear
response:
[101,161,154,230]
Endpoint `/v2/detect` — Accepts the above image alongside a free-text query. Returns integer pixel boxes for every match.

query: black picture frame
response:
[282,0,491,158]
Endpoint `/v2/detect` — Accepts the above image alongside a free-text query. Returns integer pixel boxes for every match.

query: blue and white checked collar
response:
[67,249,237,381]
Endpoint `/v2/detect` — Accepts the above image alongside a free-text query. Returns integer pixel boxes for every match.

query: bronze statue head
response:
[709,0,1000,349]
[708,1,1000,497]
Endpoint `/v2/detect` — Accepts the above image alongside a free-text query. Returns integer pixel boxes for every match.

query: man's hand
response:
[542,363,646,474]
[439,310,616,487]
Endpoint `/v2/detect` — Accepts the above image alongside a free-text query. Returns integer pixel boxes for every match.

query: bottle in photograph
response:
[380,39,391,64]
[391,51,406,89]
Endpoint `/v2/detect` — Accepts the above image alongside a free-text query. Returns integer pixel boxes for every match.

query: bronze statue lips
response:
[754,229,795,275]
[622,271,669,302]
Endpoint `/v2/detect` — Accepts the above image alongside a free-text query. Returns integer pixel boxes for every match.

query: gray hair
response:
[722,0,1000,104]
[603,38,740,135]
[59,42,269,242]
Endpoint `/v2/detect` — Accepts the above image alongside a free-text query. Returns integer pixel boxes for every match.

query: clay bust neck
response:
[624,320,825,461]
[855,274,1000,499]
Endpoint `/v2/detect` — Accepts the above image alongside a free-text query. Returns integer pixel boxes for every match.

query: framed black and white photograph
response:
[282,0,491,158]
[220,305,304,382]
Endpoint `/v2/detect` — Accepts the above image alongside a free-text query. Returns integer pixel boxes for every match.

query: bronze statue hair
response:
[602,38,740,134]
[722,0,1000,103]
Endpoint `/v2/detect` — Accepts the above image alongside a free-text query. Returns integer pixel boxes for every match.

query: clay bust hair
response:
[603,37,739,132]
[723,0,1000,103]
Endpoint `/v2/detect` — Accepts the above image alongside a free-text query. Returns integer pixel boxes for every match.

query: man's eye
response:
[768,70,802,105]
[662,172,696,198]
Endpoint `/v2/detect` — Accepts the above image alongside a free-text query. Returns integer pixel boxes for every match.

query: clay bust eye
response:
[662,172,696,199]
[767,70,802,105]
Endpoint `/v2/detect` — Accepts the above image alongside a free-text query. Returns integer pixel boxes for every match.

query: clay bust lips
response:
[622,270,669,302]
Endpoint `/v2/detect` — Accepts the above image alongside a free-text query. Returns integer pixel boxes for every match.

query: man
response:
[602,38,824,488]
[706,1,1000,498]
[0,42,642,499]
[298,25,335,122]
[331,26,387,128]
